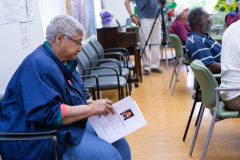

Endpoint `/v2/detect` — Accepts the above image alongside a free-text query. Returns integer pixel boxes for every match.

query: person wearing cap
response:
[186,7,222,74]
[225,0,240,28]
[125,0,162,76]
[169,4,191,45]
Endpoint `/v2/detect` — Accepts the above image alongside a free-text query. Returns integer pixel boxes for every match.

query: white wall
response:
[0,0,44,94]
[39,0,67,37]
[101,0,135,26]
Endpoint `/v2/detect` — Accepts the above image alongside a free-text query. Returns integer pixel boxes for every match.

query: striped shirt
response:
[186,32,222,66]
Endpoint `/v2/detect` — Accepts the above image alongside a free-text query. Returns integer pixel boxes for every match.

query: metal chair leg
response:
[128,71,132,95]
[201,91,220,160]
[121,87,124,99]
[189,105,205,157]
[171,60,182,96]
[183,85,200,141]
[165,45,168,69]
[183,100,197,141]
[160,45,163,66]
[125,81,128,96]
[186,65,189,72]
[169,60,176,89]
[195,103,203,126]
[170,46,174,61]
[92,87,96,100]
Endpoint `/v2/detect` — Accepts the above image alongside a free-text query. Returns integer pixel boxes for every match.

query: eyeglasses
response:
[60,33,82,48]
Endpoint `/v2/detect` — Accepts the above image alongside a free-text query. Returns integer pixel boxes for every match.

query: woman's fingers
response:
[106,100,113,105]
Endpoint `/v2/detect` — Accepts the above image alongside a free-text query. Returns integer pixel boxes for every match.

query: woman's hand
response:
[89,99,115,116]
[86,100,95,105]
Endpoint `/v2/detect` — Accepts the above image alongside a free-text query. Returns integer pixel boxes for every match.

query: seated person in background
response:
[169,4,191,45]
[220,18,240,111]
[0,15,131,160]
[186,7,222,74]
[225,0,240,28]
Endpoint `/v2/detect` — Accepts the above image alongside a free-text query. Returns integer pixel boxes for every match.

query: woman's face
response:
[59,32,83,61]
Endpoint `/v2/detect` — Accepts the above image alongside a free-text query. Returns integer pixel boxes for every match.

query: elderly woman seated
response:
[0,15,131,160]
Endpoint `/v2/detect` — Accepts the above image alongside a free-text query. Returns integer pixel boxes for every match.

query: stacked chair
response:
[77,43,128,100]
[189,60,239,160]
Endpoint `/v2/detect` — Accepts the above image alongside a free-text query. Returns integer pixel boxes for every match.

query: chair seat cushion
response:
[100,61,134,69]
[210,101,239,119]
[90,68,129,77]
[84,76,127,90]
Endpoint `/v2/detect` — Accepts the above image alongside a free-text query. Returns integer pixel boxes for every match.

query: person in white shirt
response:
[220,16,240,110]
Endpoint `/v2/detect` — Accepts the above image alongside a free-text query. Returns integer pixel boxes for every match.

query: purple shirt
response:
[169,18,190,44]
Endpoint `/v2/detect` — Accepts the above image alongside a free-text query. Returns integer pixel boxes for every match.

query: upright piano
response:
[96,26,142,84]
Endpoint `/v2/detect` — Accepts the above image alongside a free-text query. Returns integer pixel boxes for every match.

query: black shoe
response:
[151,68,163,73]
[143,70,151,76]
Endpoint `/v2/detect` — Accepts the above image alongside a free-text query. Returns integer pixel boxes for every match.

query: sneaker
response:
[143,70,151,76]
[151,68,163,73]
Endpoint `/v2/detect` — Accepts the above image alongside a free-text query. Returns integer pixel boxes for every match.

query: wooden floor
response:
[101,51,240,160]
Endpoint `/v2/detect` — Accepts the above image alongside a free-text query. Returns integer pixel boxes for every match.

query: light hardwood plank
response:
[101,49,240,160]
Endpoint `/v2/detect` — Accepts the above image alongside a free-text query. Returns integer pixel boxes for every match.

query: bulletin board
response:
[0,0,44,94]
[214,0,238,12]
[66,0,97,39]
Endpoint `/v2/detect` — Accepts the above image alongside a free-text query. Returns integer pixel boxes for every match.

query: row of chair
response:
[77,37,134,100]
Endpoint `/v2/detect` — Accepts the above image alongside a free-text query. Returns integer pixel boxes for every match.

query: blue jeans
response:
[62,122,131,160]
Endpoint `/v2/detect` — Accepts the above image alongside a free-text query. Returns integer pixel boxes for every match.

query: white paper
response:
[0,0,20,25]
[19,0,26,8]
[26,0,35,23]
[88,96,147,143]
[20,22,30,49]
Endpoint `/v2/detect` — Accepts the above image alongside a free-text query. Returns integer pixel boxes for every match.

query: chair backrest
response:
[169,34,183,58]
[191,60,219,108]
[89,39,104,59]
[0,94,3,112]
[82,42,99,68]
[211,15,222,24]
[76,51,91,75]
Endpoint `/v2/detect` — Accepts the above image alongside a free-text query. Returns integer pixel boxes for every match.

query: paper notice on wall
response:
[20,22,30,49]
[19,0,26,8]
[26,0,35,23]
[0,0,20,25]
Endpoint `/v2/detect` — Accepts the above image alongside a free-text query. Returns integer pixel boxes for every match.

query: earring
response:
[59,44,61,47]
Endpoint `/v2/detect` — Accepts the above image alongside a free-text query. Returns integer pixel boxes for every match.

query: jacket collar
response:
[43,42,78,80]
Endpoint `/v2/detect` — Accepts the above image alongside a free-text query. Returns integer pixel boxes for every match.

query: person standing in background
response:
[125,0,162,76]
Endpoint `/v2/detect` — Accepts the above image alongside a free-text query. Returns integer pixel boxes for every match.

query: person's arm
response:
[62,99,114,125]
[206,63,221,74]
[158,0,161,8]
[125,0,140,27]
[226,14,239,28]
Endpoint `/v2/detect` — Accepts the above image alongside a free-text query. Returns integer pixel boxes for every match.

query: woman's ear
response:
[55,33,63,45]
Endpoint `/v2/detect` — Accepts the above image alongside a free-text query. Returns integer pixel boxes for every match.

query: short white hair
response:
[46,15,85,43]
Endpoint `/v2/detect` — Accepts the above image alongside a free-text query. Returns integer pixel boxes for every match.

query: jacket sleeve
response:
[18,59,63,128]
